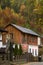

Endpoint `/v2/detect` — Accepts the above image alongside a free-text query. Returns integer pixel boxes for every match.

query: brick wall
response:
[27,35,37,45]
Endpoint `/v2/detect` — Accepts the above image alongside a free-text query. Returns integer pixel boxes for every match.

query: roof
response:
[5,24,39,36]
[10,24,39,36]
[0,29,7,32]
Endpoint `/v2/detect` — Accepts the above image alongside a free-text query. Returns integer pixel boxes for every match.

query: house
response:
[0,29,7,48]
[3,24,40,56]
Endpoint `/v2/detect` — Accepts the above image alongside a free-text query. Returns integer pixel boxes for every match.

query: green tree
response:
[18,45,22,55]
[9,41,13,61]
[14,44,18,55]
[1,0,11,9]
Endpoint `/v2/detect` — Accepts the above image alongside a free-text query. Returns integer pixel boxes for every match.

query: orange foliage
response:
[0,7,25,27]
[20,4,26,13]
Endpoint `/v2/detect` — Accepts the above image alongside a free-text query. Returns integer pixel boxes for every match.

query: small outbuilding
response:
[0,29,7,48]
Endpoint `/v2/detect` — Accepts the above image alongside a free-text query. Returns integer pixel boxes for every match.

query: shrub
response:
[18,44,23,55]
[14,44,23,56]
[14,44,18,55]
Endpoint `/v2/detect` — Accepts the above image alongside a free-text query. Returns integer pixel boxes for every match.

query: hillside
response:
[0,0,43,35]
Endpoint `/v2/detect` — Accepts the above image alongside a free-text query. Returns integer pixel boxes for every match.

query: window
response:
[22,33,25,43]
[6,34,10,39]
[30,48,31,53]
[0,34,2,41]
[10,33,13,39]
[0,34,2,48]
[6,34,10,43]
[32,49,34,55]
[27,36,29,44]
[32,37,34,41]
[35,49,37,56]
[31,36,35,42]
[6,33,13,39]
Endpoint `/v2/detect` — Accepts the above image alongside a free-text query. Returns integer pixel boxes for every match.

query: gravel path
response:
[0,60,23,65]
[0,61,10,65]
[0,61,43,65]
[22,62,43,65]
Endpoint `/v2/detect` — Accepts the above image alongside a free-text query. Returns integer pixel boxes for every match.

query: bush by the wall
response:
[14,44,23,56]
[14,44,18,55]
[18,44,23,55]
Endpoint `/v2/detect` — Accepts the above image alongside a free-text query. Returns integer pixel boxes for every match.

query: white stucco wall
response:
[0,34,2,40]
[28,45,38,56]
[38,37,41,45]
[0,42,2,48]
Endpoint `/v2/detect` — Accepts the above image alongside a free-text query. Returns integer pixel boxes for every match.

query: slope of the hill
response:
[0,0,43,35]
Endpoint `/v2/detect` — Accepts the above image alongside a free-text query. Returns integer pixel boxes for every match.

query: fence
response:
[13,52,34,62]
[0,48,35,62]
[0,52,34,62]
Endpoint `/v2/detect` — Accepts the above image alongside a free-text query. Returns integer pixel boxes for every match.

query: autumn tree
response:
[0,7,25,27]
[0,0,11,9]
[0,0,43,34]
